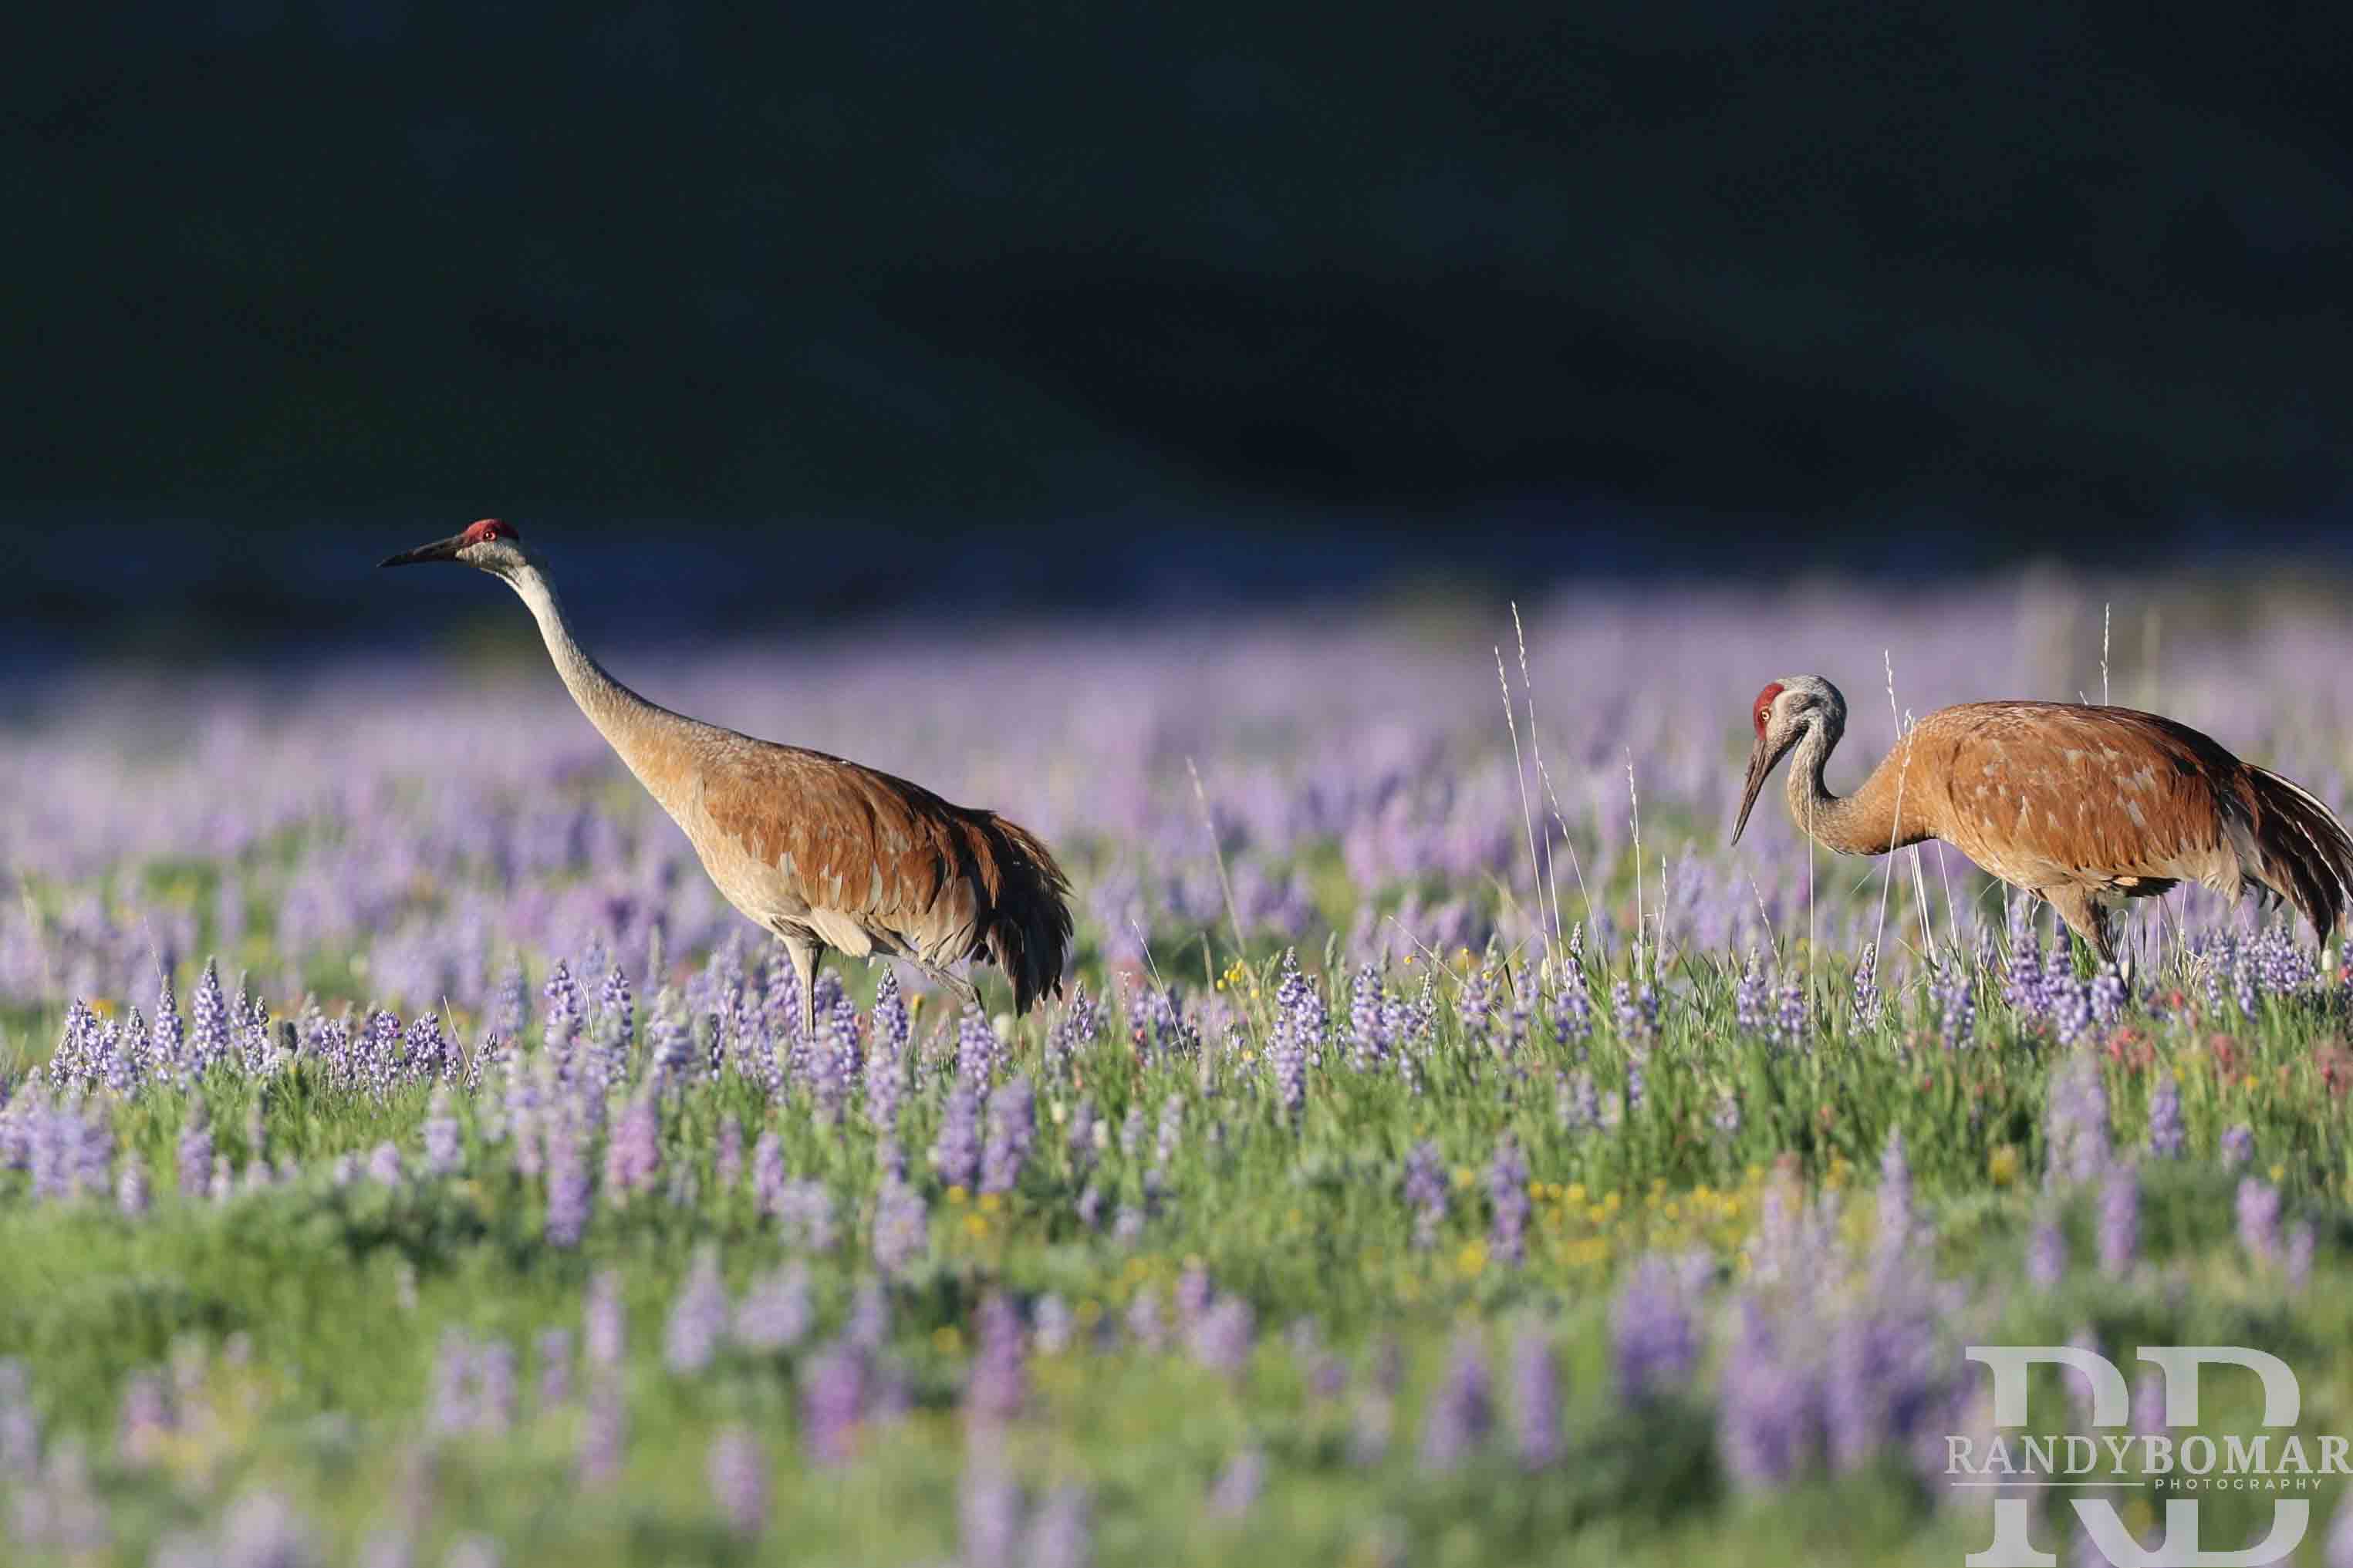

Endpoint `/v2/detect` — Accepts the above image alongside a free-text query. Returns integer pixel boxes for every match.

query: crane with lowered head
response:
[1733,674,2353,964]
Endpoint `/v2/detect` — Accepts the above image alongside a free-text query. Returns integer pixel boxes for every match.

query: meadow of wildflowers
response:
[3,575,2353,1566]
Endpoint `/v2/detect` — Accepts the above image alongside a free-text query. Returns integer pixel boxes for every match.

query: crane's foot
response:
[914,963,982,1011]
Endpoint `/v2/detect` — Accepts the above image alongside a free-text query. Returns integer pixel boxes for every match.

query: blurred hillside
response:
[7,0,2353,649]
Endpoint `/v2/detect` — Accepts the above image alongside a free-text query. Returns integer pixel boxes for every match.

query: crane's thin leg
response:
[778,930,825,1041]
[917,960,982,1012]
[2044,886,2116,969]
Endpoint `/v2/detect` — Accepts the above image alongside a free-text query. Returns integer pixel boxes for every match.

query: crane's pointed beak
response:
[1730,732,1790,846]
[378,532,469,568]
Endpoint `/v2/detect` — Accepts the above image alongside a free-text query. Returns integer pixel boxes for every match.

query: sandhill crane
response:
[381,519,1072,1035]
[1732,674,2353,963]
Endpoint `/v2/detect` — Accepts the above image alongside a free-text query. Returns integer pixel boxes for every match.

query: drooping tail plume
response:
[2245,766,2353,942]
[974,814,1074,1013]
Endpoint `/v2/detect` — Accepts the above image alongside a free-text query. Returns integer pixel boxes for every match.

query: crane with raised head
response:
[381,519,1072,1036]
[1732,674,2353,963]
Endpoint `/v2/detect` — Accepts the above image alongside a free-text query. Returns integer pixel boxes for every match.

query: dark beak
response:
[378,532,469,568]
[1730,731,1795,846]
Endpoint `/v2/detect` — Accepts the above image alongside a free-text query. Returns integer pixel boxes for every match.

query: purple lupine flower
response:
[873,1175,929,1275]
[2146,1073,2184,1158]
[2028,1217,2065,1290]
[422,1087,463,1176]
[1119,1105,1145,1161]
[865,986,906,1138]
[1487,1135,1531,1266]
[578,1373,626,1486]
[1045,983,1097,1081]
[537,1329,574,1409]
[1024,1484,1092,1568]
[542,961,582,1059]
[2004,896,2045,1018]
[2326,1489,2353,1568]
[1151,1093,1183,1172]
[1734,951,1768,1035]
[1851,943,1881,1029]
[1936,966,1976,1050]
[2098,1164,2139,1273]
[1772,976,1807,1049]
[190,958,230,1077]
[584,1270,625,1367]
[1189,1296,1255,1379]
[598,964,636,1048]
[402,1013,451,1084]
[1065,1095,1098,1172]
[751,1129,785,1214]
[981,1077,1035,1195]
[117,1371,173,1464]
[2048,948,2092,1047]
[777,1179,837,1251]
[475,1339,516,1434]
[966,1292,1028,1429]
[2288,1222,2315,1291]
[488,963,528,1040]
[2089,962,2125,1027]
[1268,1005,1308,1126]
[176,1103,212,1200]
[665,1247,729,1374]
[1207,1446,1265,1518]
[1175,1263,1214,1333]
[1419,1327,1493,1472]
[734,1262,813,1353]
[2237,1178,2281,1265]
[1825,1270,1950,1473]
[1717,1297,1823,1489]
[367,1141,403,1187]
[214,1491,316,1568]
[1032,1295,1075,1356]
[1550,968,1593,1047]
[1611,1254,1700,1404]
[956,1006,999,1088]
[151,974,186,1083]
[2220,1123,2253,1171]
[801,1339,869,1464]
[1508,1324,1563,1469]
[544,1121,590,1248]
[430,1330,477,1434]
[1403,1141,1447,1249]
[960,1457,1025,1568]
[932,1083,983,1190]
[714,1117,744,1193]
[604,1089,660,1201]
[1124,1290,1166,1353]
[1349,964,1391,1071]
[116,1155,149,1218]
[645,990,691,1086]
[1879,1128,1912,1256]
[707,1424,768,1539]
[2044,1055,2110,1185]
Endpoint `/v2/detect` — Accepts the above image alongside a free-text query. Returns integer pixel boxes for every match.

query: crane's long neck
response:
[1784,717,1922,857]
[504,563,699,811]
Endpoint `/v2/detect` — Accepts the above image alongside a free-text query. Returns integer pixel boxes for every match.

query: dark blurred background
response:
[7,1,2353,661]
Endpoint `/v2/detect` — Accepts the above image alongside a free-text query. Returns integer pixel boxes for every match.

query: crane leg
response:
[2043,886,2118,969]
[778,929,825,1041]
[916,960,982,1012]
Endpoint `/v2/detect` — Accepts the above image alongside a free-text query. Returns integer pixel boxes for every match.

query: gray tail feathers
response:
[977,814,1074,1014]
[2247,767,2353,942]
